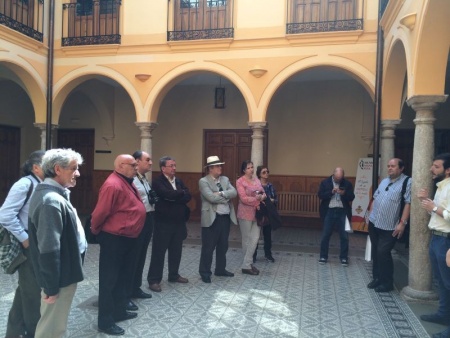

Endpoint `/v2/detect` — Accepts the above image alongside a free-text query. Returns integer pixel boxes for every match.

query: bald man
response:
[318,167,355,266]
[91,155,147,336]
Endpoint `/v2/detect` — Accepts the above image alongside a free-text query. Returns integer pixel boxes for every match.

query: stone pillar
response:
[380,119,401,178]
[401,95,447,302]
[248,122,266,170]
[34,123,58,150]
[135,122,158,180]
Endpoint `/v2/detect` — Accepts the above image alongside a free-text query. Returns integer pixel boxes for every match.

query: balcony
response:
[62,0,120,47]
[0,0,44,42]
[168,0,234,41]
[286,0,363,34]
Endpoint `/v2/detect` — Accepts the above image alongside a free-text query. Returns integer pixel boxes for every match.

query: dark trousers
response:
[6,246,41,337]
[147,220,185,284]
[253,225,272,260]
[130,212,154,295]
[199,214,231,278]
[368,222,397,287]
[320,208,348,259]
[97,231,138,329]
[429,235,450,317]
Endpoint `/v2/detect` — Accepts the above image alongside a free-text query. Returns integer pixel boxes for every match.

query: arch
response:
[382,39,408,120]
[53,66,143,124]
[0,56,46,122]
[144,62,256,122]
[412,0,450,95]
[258,55,375,121]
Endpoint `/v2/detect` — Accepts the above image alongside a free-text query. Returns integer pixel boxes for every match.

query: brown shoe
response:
[251,265,260,274]
[149,283,162,292]
[168,276,189,283]
[242,268,258,275]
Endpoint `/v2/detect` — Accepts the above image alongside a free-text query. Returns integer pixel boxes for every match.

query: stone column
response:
[34,123,58,150]
[401,95,447,302]
[135,122,158,180]
[248,122,266,170]
[380,119,401,178]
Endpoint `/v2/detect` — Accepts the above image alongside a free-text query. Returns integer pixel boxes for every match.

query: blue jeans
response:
[429,235,450,317]
[320,208,348,260]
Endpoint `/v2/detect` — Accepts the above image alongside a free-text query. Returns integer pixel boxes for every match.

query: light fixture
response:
[215,77,226,109]
[135,74,151,82]
[249,66,267,78]
[399,13,416,30]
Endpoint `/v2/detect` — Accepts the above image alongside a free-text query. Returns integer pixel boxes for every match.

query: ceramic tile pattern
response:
[0,223,429,337]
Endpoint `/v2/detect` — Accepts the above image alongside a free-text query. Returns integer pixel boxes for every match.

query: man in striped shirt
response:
[367,158,411,293]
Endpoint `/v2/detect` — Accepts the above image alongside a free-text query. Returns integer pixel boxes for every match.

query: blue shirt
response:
[369,174,411,231]
[0,175,40,242]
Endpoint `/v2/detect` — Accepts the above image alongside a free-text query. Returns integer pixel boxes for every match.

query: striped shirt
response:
[369,174,411,231]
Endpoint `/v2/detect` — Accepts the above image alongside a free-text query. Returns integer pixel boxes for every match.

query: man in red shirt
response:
[91,154,146,336]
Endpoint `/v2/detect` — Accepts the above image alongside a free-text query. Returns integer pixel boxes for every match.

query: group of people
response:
[317,154,450,338]
[2,149,450,338]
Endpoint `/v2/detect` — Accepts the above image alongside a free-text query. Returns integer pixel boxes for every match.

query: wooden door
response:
[176,0,230,31]
[0,125,21,205]
[291,0,356,22]
[57,129,95,214]
[204,129,268,183]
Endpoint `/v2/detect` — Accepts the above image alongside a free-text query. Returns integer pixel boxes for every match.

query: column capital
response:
[33,123,59,130]
[406,95,448,111]
[247,121,267,130]
[380,119,401,140]
[135,122,158,138]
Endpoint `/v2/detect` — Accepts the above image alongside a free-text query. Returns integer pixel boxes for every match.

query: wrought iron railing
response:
[0,0,44,41]
[286,0,364,34]
[62,0,121,46]
[168,0,234,41]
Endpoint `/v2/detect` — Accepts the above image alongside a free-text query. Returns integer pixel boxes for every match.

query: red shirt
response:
[91,172,146,238]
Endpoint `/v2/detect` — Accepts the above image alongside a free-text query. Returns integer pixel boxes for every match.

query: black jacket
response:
[318,176,355,221]
[152,174,192,224]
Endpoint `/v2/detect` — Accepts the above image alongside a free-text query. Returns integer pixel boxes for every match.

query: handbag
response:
[0,227,27,274]
[0,177,34,274]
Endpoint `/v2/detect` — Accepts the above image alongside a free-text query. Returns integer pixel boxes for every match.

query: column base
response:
[401,285,438,303]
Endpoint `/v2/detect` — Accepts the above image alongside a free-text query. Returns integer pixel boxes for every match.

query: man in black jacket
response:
[318,167,355,266]
[147,156,192,292]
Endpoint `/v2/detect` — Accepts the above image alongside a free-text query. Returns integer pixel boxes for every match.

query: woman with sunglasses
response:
[253,166,277,263]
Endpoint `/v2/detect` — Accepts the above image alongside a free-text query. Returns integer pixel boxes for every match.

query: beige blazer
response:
[199,175,237,227]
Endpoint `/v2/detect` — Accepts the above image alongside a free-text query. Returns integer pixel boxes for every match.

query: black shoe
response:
[374,284,394,293]
[265,255,275,263]
[421,313,450,326]
[115,311,138,323]
[367,279,381,289]
[131,288,152,299]
[201,276,211,283]
[432,326,450,338]
[126,300,138,311]
[99,324,125,336]
[340,258,349,267]
[214,270,234,277]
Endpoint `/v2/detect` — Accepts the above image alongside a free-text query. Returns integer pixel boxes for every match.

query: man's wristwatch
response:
[432,206,438,213]
[401,219,408,225]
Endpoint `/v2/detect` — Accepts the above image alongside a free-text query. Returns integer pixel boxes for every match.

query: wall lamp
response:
[135,74,151,82]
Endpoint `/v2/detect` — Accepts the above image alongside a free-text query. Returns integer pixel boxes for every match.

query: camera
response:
[148,190,159,204]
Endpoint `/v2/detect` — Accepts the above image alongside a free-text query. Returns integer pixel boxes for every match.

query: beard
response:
[433,171,446,184]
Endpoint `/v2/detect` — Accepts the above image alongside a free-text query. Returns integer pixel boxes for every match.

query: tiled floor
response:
[0,222,440,337]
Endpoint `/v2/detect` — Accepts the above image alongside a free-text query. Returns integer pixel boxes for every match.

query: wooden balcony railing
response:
[0,0,44,41]
[286,0,364,34]
[62,0,121,47]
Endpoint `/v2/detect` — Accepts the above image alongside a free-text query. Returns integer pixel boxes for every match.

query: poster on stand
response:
[351,158,373,232]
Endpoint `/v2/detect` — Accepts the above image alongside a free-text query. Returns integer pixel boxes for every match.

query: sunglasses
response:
[261,170,269,174]
[385,182,393,191]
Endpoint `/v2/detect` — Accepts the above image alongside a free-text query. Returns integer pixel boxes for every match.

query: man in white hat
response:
[198,156,237,283]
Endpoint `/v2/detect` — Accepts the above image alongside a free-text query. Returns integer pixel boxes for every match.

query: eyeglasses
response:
[385,182,394,191]
[261,170,269,174]
[122,163,138,168]
[164,164,176,168]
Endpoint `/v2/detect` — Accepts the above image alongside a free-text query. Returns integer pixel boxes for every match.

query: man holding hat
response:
[198,156,237,283]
